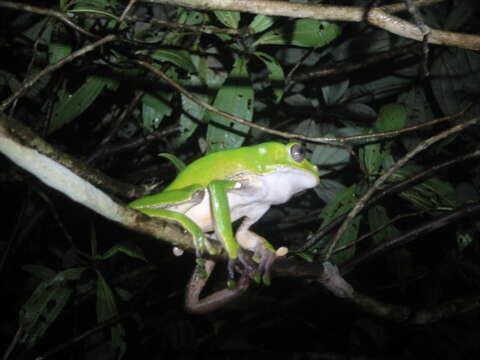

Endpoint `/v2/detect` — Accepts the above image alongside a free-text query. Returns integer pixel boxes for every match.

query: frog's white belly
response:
[183,167,319,232]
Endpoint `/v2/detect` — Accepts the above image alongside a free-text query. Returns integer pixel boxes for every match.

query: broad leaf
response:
[50,76,112,133]
[206,56,253,152]
[214,10,240,29]
[19,267,86,347]
[375,103,406,132]
[253,51,285,102]
[249,15,274,33]
[96,272,126,359]
[254,19,341,47]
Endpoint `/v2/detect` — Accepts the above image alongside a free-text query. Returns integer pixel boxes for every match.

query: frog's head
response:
[257,142,318,177]
[252,142,319,203]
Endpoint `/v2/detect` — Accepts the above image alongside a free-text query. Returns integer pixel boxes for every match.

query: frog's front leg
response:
[130,185,216,256]
[236,217,288,285]
[207,180,252,272]
[185,258,250,314]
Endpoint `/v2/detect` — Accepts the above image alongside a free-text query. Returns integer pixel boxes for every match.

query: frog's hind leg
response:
[235,217,287,285]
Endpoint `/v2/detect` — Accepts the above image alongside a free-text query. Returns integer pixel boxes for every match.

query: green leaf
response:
[397,87,433,128]
[142,91,173,132]
[174,74,209,146]
[206,56,253,152]
[390,166,458,212]
[50,75,110,133]
[375,103,406,132]
[331,216,361,264]
[177,8,205,26]
[214,10,240,29]
[430,49,480,116]
[367,205,400,244]
[249,15,274,33]
[348,75,411,103]
[96,272,126,359]
[151,49,196,73]
[97,241,148,262]
[319,184,359,224]
[322,80,349,105]
[254,19,341,47]
[358,134,384,178]
[311,143,350,177]
[68,7,123,23]
[158,153,186,172]
[48,42,72,63]
[67,0,112,10]
[22,264,56,281]
[19,267,86,347]
[314,184,360,264]
[295,252,314,262]
[253,51,285,103]
[314,178,347,204]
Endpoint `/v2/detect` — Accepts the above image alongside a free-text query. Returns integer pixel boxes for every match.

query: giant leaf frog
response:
[129,142,319,313]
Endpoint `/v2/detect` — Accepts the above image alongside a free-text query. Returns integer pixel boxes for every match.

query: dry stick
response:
[298,147,480,253]
[136,60,470,144]
[120,0,139,21]
[135,60,340,143]
[0,0,98,39]
[324,116,480,260]
[0,35,116,112]
[342,201,480,275]
[143,0,479,50]
[404,0,431,77]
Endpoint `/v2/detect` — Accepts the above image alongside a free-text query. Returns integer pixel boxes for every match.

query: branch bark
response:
[0,113,194,251]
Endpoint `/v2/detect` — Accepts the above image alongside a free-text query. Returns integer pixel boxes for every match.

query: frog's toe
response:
[237,249,256,273]
[226,253,255,289]
[237,270,251,291]
[257,250,276,286]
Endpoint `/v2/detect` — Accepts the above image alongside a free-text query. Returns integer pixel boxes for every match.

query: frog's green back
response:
[164,142,307,190]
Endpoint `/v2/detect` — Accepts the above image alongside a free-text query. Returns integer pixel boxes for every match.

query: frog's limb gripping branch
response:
[185,259,250,314]
[319,262,411,322]
[319,262,354,299]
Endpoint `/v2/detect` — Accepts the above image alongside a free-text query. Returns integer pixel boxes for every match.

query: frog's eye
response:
[290,144,305,163]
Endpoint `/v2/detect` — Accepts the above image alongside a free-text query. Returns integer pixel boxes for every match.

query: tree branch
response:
[142,0,480,50]
[0,113,194,251]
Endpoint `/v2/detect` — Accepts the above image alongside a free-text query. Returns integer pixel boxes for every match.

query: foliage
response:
[1,0,480,358]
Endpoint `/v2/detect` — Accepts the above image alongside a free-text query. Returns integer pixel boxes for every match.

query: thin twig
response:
[137,59,472,144]
[0,0,98,39]
[342,201,480,274]
[1,35,117,112]
[324,117,479,260]
[293,43,421,82]
[120,0,138,21]
[297,147,480,252]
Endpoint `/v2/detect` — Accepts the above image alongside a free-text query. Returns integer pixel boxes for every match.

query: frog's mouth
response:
[261,167,319,205]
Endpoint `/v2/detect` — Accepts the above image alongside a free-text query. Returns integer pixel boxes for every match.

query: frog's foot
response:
[253,245,277,286]
[226,249,256,288]
[236,230,287,285]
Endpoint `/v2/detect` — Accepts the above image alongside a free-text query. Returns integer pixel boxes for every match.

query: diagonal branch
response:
[324,116,480,260]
